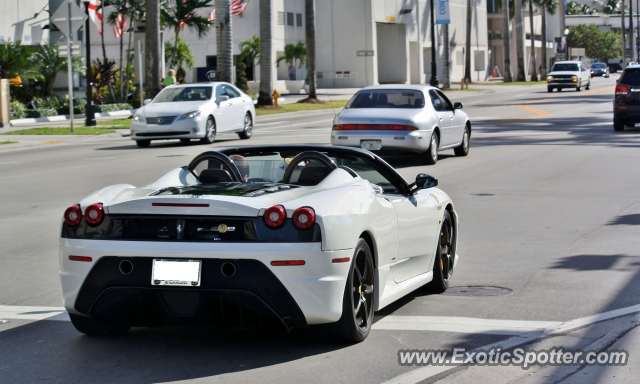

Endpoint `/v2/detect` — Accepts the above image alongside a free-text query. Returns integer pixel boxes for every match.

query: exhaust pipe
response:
[119,259,134,275]
[220,261,237,278]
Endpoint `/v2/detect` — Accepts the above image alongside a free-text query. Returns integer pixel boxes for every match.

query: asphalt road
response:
[1,76,639,383]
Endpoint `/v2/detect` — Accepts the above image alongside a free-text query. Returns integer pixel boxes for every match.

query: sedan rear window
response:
[620,69,640,86]
[153,87,213,103]
[551,63,579,72]
[347,89,425,109]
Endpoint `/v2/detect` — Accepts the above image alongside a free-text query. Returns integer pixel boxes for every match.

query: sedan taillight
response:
[264,205,287,228]
[84,203,105,226]
[64,204,82,227]
[616,84,630,95]
[333,124,417,131]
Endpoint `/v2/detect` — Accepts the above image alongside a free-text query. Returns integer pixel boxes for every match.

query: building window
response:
[287,12,294,26]
[278,11,285,25]
[296,13,302,27]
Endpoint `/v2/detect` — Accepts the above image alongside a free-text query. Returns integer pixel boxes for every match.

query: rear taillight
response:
[616,84,629,95]
[84,203,105,226]
[333,124,417,131]
[264,205,287,228]
[293,207,316,230]
[64,205,82,227]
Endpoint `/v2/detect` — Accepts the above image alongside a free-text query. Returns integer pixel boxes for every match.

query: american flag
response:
[87,0,103,35]
[113,13,127,38]
[208,0,248,21]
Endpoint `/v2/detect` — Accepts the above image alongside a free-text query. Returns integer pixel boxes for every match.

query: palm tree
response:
[215,0,233,83]
[528,0,538,81]
[464,0,472,82]
[162,0,213,70]
[305,0,317,99]
[239,35,260,81]
[165,36,195,76]
[515,0,526,81]
[538,0,559,79]
[276,42,307,79]
[146,0,162,98]
[443,24,451,88]
[106,0,130,102]
[258,0,273,105]
[31,43,84,96]
[0,41,39,80]
[502,0,513,82]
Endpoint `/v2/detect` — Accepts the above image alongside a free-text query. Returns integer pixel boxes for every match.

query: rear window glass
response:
[620,69,640,86]
[347,89,425,109]
[552,63,579,72]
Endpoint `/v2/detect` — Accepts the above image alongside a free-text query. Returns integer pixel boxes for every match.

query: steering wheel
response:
[282,151,337,184]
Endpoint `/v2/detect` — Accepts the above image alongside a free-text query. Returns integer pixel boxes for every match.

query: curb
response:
[9,110,136,125]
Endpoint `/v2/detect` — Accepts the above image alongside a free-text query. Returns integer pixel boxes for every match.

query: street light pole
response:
[83,1,96,126]
[429,0,439,86]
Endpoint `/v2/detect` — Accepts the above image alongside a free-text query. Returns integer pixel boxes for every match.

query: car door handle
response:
[439,117,443,121]
[450,116,454,119]
[242,99,246,103]
[227,103,232,107]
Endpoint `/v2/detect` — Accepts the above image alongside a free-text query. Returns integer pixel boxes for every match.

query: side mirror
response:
[143,99,152,105]
[217,95,230,103]
[415,173,438,190]
[453,102,463,110]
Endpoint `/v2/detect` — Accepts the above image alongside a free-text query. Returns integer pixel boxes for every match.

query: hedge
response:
[95,103,134,113]
[56,107,83,115]
[24,108,58,118]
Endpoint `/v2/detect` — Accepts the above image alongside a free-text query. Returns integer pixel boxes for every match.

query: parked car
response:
[330,85,471,165]
[130,82,255,148]
[590,62,610,78]
[613,65,640,131]
[59,145,460,342]
[547,61,591,92]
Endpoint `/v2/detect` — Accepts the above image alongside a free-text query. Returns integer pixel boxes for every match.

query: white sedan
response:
[331,85,471,164]
[130,82,255,147]
[59,145,460,342]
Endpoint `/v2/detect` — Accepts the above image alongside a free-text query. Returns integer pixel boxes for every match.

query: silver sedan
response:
[330,85,471,164]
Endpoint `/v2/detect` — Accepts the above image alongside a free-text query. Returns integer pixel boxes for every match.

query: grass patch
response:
[1,127,117,135]
[256,99,348,116]
[482,81,548,86]
[97,119,131,128]
[0,140,17,145]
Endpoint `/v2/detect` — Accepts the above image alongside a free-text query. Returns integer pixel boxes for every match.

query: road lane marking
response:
[493,104,552,126]
[0,305,69,321]
[42,141,68,145]
[372,316,561,335]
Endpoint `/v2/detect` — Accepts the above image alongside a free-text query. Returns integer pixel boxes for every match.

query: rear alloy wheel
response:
[454,126,470,157]
[613,118,625,131]
[238,113,253,140]
[135,139,151,148]
[426,210,454,293]
[200,117,216,144]
[421,132,439,165]
[180,139,191,144]
[69,313,130,336]
[334,238,375,342]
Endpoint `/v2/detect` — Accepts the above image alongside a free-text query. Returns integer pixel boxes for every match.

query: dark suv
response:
[614,66,640,131]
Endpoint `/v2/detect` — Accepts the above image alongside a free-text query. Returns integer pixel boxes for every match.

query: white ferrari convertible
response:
[59,145,460,342]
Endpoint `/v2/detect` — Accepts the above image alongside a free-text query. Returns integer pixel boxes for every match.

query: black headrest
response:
[296,166,332,186]
[199,169,233,184]
[377,93,388,104]
[414,98,424,107]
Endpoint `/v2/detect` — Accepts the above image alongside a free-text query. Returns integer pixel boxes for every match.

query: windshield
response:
[346,89,425,109]
[552,63,580,72]
[592,63,606,68]
[153,87,213,103]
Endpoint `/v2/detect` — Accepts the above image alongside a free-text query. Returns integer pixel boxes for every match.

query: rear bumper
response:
[60,239,352,327]
[614,105,640,121]
[330,129,434,153]
[130,119,206,140]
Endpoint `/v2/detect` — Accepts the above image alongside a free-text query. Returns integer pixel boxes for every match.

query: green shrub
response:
[94,103,134,113]
[32,96,65,110]
[24,108,58,118]
[10,100,26,120]
[56,106,83,115]
[129,99,141,109]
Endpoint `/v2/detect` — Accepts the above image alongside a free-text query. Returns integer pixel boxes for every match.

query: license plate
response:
[361,140,382,151]
[151,259,201,286]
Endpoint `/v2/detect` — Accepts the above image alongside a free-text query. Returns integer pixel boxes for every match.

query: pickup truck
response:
[547,61,591,92]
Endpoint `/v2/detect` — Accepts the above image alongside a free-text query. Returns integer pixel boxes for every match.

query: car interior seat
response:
[295,166,332,186]
[198,169,233,184]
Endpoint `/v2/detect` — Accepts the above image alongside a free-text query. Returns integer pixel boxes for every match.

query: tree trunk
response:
[502,0,513,82]
[125,18,135,101]
[47,74,57,96]
[119,29,125,102]
[145,0,162,99]
[515,0,526,81]
[540,6,548,78]
[215,0,233,83]
[305,0,317,99]
[258,0,273,105]
[528,0,538,81]
[464,0,472,82]
[443,24,451,88]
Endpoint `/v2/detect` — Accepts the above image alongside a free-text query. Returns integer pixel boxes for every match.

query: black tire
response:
[586,81,591,90]
[576,85,582,92]
[614,118,625,131]
[421,131,439,165]
[453,126,470,157]
[180,138,191,144]
[334,238,375,343]
[238,113,253,140]
[135,140,151,148]
[547,87,553,93]
[425,210,455,293]
[69,313,130,336]
[200,117,216,144]
[627,122,635,128]
[558,88,562,92]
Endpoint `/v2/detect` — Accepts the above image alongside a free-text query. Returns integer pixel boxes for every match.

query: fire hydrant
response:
[273,89,280,106]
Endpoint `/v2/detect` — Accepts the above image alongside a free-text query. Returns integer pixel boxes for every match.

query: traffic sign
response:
[50,1,87,38]
[58,41,82,57]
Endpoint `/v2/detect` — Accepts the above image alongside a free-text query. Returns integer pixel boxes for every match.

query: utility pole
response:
[66,0,75,133]
[623,0,627,68]
[630,0,636,63]
[429,0,438,87]
[502,0,512,82]
[83,1,96,126]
